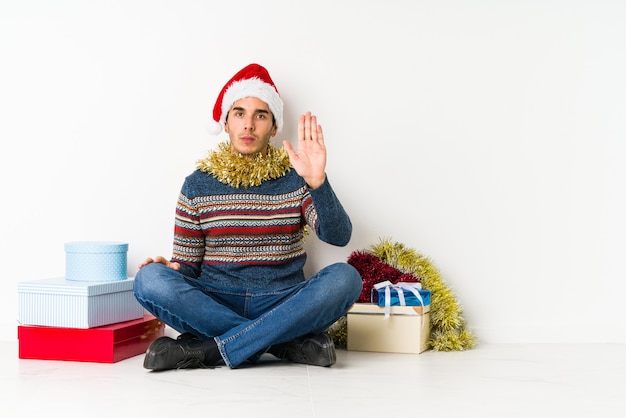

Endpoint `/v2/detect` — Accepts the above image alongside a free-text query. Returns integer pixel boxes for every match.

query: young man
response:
[133,63,362,370]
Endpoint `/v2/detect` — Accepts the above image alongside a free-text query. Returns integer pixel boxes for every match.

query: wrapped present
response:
[17,277,143,328]
[347,303,430,354]
[65,241,128,282]
[372,280,431,318]
[18,315,164,363]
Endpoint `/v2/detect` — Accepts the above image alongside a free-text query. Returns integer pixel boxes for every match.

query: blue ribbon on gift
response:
[373,280,428,319]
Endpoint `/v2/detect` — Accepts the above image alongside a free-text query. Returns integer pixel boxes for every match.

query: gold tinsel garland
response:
[327,238,476,351]
[197,142,292,188]
[370,239,476,351]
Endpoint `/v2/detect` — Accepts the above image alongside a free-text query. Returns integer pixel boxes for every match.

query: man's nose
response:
[244,117,255,131]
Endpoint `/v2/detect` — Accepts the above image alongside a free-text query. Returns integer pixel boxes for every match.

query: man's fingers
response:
[300,112,322,142]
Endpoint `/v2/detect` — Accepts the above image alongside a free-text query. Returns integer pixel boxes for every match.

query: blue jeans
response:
[133,262,362,368]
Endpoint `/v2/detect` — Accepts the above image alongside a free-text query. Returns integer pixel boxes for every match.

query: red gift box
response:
[18,315,164,363]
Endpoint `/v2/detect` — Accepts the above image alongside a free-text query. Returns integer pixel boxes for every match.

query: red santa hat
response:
[207,63,284,135]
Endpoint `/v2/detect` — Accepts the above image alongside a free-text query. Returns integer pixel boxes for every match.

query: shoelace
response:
[176,348,207,369]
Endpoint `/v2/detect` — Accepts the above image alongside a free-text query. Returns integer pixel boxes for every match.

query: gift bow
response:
[373,280,425,319]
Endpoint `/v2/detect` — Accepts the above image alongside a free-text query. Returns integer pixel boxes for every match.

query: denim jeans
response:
[133,262,362,368]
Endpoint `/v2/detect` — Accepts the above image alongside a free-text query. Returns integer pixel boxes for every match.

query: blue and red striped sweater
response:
[171,169,352,289]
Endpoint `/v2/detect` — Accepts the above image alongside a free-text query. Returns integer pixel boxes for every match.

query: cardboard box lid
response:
[18,315,162,343]
[17,277,135,296]
[348,302,430,315]
[64,241,128,254]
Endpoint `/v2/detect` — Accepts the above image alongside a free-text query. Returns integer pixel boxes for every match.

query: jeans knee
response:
[328,262,362,299]
[345,263,363,296]
[133,263,167,301]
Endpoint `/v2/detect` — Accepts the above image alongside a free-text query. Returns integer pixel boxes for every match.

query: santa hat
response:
[207,63,283,135]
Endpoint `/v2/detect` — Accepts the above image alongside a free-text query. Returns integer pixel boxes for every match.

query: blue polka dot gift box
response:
[65,241,128,282]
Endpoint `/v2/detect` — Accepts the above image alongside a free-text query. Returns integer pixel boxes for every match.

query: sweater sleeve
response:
[305,176,352,247]
[170,183,205,279]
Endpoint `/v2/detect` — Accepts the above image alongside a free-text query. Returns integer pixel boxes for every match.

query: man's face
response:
[224,96,277,156]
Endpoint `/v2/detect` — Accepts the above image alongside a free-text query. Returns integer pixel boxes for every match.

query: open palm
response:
[283,112,327,189]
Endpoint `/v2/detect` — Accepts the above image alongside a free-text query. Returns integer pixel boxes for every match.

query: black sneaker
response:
[271,333,337,367]
[143,336,209,371]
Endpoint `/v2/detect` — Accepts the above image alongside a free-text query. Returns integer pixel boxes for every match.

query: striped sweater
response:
[171,169,352,289]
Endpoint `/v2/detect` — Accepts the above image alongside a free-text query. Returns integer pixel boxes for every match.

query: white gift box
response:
[17,277,143,328]
[347,303,431,354]
[65,241,128,282]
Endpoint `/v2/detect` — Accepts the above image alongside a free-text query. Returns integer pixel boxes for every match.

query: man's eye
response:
[257,114,266,119]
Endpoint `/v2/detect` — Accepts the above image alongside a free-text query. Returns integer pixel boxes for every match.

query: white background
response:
[1,0,624,343]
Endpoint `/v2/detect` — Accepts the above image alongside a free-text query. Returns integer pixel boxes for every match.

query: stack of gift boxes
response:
[17,241,164,363]
[346,280,432,354]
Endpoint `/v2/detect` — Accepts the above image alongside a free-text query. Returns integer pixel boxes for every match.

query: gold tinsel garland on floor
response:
[327,238,476,351]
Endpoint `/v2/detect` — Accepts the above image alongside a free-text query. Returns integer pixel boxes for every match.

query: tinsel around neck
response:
[197,142,292,188]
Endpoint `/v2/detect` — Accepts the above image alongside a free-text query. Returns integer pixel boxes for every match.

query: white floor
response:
[2,338,625,418]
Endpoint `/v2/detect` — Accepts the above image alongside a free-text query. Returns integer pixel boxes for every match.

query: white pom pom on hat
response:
[208,63,283,135]
[206,120,224,135]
